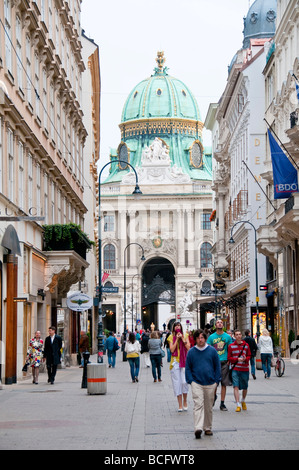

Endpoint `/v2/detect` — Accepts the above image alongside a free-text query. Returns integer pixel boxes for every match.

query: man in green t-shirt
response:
[207,319,233,411]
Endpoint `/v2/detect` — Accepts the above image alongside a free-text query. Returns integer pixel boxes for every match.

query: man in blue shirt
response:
[105,332,119,368]
[207,319,233,411]
[185,330,221,439]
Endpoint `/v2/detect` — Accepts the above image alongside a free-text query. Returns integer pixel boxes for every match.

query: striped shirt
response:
[228,341,251,372]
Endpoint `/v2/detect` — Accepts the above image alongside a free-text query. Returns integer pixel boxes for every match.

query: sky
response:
[81,0,252,166]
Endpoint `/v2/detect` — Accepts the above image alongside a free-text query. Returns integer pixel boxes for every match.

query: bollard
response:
[81,350,90,388]
[87,363,107,395]
[256,349,262,370]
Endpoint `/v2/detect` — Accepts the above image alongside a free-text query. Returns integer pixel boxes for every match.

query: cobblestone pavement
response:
[0,352,299,451]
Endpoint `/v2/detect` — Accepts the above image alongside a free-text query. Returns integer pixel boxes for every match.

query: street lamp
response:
[123,242,145,360]
[131,273,140,331]
[97,160,142,364]
[229,220,260,339]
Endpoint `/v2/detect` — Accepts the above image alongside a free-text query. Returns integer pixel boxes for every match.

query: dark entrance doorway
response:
[142,257,175,330]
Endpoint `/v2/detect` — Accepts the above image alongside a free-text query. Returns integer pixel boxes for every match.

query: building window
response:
[200,242,212,268]
[201,213,211,230]
[104,215,115,232]
[118,143,129,170]
[201,280,212,295]
[190,141,203,168]
[103,244,116,270]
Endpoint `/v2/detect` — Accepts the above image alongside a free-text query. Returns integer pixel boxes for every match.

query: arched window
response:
[201,280,212,295]
[190,141,203,168]
[103,244,116,270]
[118,142,129,170]
[200,242,212,268]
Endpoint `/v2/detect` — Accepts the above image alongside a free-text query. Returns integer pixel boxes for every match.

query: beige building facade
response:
[0,0,97,383]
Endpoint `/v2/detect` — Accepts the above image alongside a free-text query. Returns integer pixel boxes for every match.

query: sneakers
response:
[220,403,228,411]
[235,402,247,411]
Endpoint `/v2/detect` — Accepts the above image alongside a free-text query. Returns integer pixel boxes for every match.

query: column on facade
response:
[177,209,185,267]
[186,208,195,266]
[128,210,137,268]
[118,210,127,270]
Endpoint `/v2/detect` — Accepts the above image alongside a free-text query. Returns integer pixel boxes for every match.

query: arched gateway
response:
[142,257,175,331]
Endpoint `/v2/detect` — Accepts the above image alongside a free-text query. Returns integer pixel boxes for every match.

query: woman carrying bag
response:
[26,331,44,384]
[167,321,190,411]
[258,329,274,378]
[125,332,141,383]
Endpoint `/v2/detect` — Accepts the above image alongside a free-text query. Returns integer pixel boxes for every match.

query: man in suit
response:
[43,326,62,384]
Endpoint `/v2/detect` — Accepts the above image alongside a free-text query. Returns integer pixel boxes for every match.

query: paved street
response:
[0,352,299,452]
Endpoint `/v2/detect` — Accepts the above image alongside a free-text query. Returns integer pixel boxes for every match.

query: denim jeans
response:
[107,350,116,368]
[128,357,140,381]
[150,354,162,380]
[261,353,272,377]
[250,356,256,375]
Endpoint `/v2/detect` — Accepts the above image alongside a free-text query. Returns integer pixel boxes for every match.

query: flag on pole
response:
[101,272,110,283]
[267,129,298,199]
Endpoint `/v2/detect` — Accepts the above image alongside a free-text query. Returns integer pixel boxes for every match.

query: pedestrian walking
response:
[125,332,141,383]
[228,329,251,412]
[185,329,221,439]
[79,331,90,367]
[258,329,274,378]
[164,330,172,363]
[140,331,151,368]
[148,331,163,382]
[167,321,190,412]
[43,326,63,384]
[26,331,44,384]
[244,329,257,379]
[106,331,119,368]
[207,319,233,411]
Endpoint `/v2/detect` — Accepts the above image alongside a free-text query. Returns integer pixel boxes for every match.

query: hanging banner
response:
[268,129,298,199]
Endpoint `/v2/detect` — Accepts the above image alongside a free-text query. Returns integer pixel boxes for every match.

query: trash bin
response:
[87,363,107,395]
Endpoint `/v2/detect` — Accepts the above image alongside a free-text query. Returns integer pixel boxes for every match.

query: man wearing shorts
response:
[228,330,251,412]
[207,319,232,411]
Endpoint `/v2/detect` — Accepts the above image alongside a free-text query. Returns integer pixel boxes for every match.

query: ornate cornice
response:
[119,118,203,139]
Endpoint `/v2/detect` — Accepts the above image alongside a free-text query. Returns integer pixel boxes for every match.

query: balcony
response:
[43,223,94,260]
[42,224,93,297]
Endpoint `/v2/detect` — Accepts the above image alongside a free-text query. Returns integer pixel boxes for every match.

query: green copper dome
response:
[122,52,201,122]
[105,52,212,185]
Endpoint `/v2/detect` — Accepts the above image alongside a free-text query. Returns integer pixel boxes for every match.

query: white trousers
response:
[191,381,217,432]
[170,361,189,396]
[143,352,151,367]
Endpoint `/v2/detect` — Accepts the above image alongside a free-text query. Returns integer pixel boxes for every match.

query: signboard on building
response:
[67,293,93,312]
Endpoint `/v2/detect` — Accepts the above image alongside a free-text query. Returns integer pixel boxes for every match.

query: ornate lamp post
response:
[97,161,142,364]
[229,220,260,339]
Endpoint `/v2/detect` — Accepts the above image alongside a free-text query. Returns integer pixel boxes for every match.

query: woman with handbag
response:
[148,331,163,382]
[258,329,274,378]
[26,331,44,384]
[125,332,141,383]
[167,321,190,411]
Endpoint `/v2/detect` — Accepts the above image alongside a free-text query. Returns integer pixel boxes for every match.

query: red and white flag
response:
[101,272,110,283]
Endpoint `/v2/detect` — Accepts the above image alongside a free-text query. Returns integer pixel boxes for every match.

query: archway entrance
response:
[142,257,175,331]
